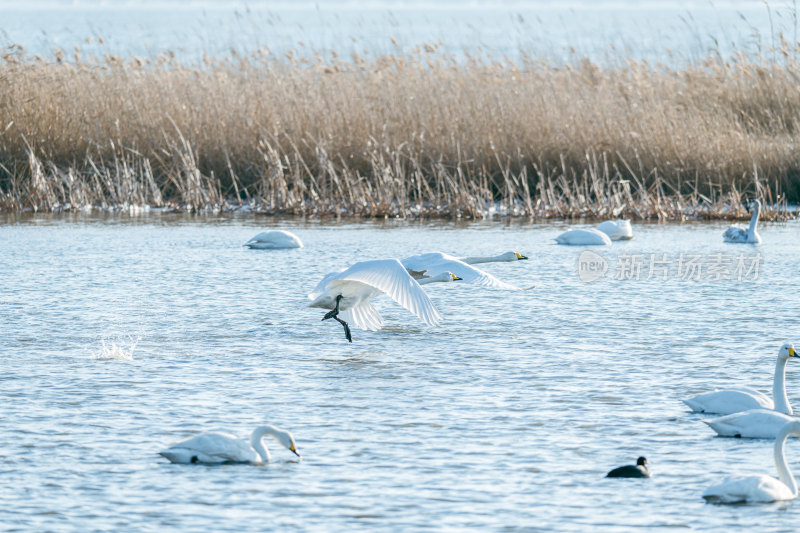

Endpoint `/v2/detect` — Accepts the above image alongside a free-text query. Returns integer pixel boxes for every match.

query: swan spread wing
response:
[334,259,441,326]
[402,252,522,290]
[307,270,345,301]
[339,301,384,331]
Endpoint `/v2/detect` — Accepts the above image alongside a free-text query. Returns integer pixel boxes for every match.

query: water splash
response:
[91,336,139,361]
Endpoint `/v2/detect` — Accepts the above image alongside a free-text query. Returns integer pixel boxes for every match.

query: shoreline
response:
[1,200,797,222]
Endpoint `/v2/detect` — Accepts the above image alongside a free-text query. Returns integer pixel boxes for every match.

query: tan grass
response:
[0,44,798,219]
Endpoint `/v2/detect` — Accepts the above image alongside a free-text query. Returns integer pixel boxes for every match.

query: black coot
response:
[606,457,650,478]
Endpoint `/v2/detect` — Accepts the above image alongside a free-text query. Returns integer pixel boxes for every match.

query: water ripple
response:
[1,216,799,531]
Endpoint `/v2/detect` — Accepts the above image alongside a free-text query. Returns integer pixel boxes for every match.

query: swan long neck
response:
[461,255,504,264]
[417,273,452,285]
[774,424,800,497]
[773,356,792,415]
[250,426,277,463]
[748,204,760,233]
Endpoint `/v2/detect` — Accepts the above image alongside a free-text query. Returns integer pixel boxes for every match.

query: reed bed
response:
[1,43,799,220]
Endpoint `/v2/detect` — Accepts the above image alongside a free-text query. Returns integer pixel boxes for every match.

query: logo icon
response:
[578,250,608,282]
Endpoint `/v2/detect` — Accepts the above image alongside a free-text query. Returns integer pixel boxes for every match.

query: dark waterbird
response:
[606,457,650,478]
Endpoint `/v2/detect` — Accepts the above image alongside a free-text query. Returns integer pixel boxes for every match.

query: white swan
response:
[458,251,528,264]
[685,344,797,415]
[703,408,798,439]
[244,230,303,249]
[723,200,762,244]
[702,420,800,503]
[401,252,526,290]
[308,259,458,342]
[555,228,612,246]
[596,220,633,240]
[159,425,299,464]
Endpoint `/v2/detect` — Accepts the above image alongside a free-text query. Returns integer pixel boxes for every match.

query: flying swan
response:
[555,228,612,246]
[596,220,634,240]
[723,200,762,244]
[685,343,796,415]
[702,420,800,503]
[401,252,529,290]
[159,425,300,464]
[308,259,459,342]
[244,230,303,249]
[458,251,528,264]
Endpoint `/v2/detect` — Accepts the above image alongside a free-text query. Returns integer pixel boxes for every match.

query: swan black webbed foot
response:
[322,295,353,343]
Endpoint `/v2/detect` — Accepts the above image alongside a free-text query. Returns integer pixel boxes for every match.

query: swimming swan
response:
[308,259,459,342]
[702,420,800,503]
[723,201,762,244]
[159,425,299,464]
[401,252,527,290]
[458,251,528,264]
[555,228,612,246]
[606,457,650,478]
[596,220,633,240]
[685,344,797,415]
[244,230,303,249]
[703,408,798,439]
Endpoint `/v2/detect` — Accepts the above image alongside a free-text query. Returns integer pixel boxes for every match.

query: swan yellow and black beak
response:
[450,273,463,281]
[515,252,528,260]
[790,347,797,357]
[290,443,301,457]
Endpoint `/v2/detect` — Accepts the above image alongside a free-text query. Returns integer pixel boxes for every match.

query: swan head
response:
[498,251,528,261]
[254,425,301,457]
[779,343,797,360]
[277,429,300,457]
[744,199,761,213]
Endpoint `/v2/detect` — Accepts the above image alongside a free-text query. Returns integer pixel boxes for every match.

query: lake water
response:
[2,214,800,531]
[1,1,798,65]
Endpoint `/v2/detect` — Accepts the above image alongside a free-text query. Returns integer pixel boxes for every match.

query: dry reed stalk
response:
[0,45,798,219]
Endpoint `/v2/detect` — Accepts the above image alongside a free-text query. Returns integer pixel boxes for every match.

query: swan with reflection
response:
[723,201,762,244]
[244,230,303,249]
[308,259,459,342]
[159,425,299,464]
[702,421,800,503]
[685,344,796,415]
